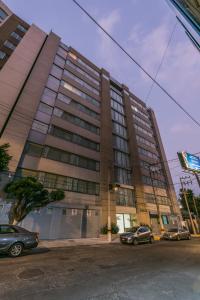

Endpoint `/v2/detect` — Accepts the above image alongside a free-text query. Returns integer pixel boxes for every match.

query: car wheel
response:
[177,235,181,241]
[149,236,154,244]
[133,239,138,246]
[9,243,23,257]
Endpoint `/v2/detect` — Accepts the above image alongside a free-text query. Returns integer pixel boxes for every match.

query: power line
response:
[145,21,178,104]
[72,0,200,128]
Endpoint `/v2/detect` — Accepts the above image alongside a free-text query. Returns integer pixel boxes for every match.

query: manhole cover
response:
[17,268,44,280]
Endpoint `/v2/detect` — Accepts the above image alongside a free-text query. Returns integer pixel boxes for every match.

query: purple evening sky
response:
[4,0,200,194]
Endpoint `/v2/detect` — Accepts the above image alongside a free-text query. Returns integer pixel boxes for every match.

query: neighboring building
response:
[0,1,181,238]
[167,0,200,50]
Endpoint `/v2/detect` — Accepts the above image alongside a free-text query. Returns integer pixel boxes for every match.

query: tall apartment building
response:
[0,1,181,238]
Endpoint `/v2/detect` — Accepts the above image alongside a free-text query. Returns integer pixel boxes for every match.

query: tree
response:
[179,188,200,217]
[0,143,12,171]
[4,176,65,225]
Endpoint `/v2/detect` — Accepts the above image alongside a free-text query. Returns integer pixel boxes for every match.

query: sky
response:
[4,0,200,195]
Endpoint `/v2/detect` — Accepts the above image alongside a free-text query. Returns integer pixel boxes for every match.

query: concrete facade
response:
[0,1,181,239]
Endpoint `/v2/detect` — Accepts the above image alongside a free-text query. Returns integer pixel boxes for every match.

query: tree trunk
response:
[12,219,18,225]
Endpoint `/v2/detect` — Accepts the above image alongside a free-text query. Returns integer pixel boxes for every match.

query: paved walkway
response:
[39,237,112,248]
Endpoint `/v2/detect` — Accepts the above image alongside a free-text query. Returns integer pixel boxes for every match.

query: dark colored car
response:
[0,224,39,257]
[120,226,154,245]
[162,227,191,241]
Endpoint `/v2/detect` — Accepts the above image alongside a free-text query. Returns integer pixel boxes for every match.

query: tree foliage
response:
[0,143,12,171]
[4,176,65,224]
[179,189,200,217]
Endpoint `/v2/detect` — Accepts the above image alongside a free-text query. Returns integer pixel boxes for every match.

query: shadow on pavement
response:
[0,247,50,259]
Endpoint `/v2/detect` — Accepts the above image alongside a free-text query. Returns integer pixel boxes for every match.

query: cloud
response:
[170,123,192,134]
[97,10,121,71]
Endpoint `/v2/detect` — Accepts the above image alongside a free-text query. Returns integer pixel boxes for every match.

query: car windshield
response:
[129,227,139,233]
[168,228,178,232]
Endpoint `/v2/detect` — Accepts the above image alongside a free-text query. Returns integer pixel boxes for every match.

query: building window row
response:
[17,24,27,33]
[0,50,6,60]
[53,107,100,135]
[114,150,130,169]
[133,114,151,129]
[111,109,126,126]
[134,124,153,138]
[113,135,129,153]
[114,167,131,185]
[142,176,166,188]
[136,135,156,149]
[110,89,123,104]
[25,143,100,172]
[0,8,8,21]
[130,97,147,112]
[49,125,100,152]
[131,105,149,119]
[66,60,100,86]
[57,92,100,120]
[68,52,99,78]
[116,188,135,207]
[138,147,159,160]
[3,40,16,50]
[61,80,100,107]
[11,31,22,41]
[63,69,99,96]
[144,193,169,206]
[113,122,127,139]
[18,169,100,195]
[111,99,124,115]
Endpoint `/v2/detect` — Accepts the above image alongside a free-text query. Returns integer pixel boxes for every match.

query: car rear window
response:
[168,228,178,232]
[0,225,17,234]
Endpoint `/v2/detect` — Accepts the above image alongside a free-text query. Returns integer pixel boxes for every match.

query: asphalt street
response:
[1,239,200,300]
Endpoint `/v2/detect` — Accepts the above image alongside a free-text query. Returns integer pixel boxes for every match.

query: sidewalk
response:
[39,237,112,248]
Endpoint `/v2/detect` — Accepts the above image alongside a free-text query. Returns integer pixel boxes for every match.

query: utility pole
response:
[194,172,200,190]
[148,164,164,232]
[107,166,112,243]
[180,176,196,234]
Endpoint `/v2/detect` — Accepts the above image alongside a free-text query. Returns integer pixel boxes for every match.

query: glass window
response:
[0,225,16,234]
[50,64,63,79]
[116,188,135,207]
[32,120,48,134]
[17,24,27,33]
[4,40,15,50]
[25,143,43,157]
[110,89,123,104]
[46,75,60,92]
[162,215,169,225]
[57,93,72,104]
[0,50,6,60]
[70,100,100,119]
[54,55,65,68]
[41,88,57,106]
[114,150,130,168]
[63,69,99,96]
[49,125,100,151]
[113,135,129,152]
[0,8,8,21]
[114,167,131,185]
[111,110,125,126]
[112,122,127,138]
[66,60,100,86]
[11,32,22,41]
[39,102,53,115]
[111,99,124,114]
[57,47,67,59]
[53,108,100,135]
[61,81,100,107]
[68,52,99,77]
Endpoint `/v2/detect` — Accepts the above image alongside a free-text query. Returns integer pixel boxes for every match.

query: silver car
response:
[0,224,39,257]
[162,227,191,241]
